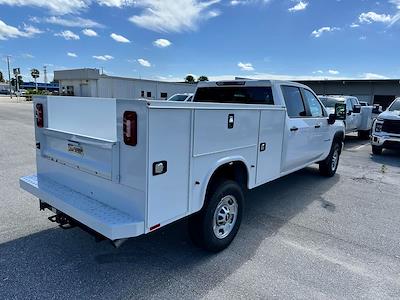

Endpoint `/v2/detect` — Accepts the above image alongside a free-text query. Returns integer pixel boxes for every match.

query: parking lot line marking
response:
[348,143,369,151]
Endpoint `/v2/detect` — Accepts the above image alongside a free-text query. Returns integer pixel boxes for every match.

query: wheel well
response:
[334,131,345,143]
[206,161,249,199]
[333,131,345,153]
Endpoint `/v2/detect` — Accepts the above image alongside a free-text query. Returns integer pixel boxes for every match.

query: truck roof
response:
[196,80,311,89]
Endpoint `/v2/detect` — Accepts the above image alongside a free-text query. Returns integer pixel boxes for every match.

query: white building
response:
[54,68,196,100]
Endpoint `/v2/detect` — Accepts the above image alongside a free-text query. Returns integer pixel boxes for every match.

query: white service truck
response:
[319,95,373,139]
[371,97,400,155]
[20,80,345,252]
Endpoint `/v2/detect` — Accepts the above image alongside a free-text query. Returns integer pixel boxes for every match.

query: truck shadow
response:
[0,167,339,299]
[370,150,400,167]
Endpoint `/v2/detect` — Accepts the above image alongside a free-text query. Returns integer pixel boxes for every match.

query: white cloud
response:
[328,70,339,75]
[82,28,98,37]
[98,0,135,7]
[129,0,221,33]
[288,1,308,12]
[0,19,42,40]
[110,33,130,43]
[229,0,271,5]
[359,11,392,24]
[55,30,80,40]
[0,0,91,15]
[38,16,103,28]
[22,53,34,58]
[138,58,151,67]
[362,73,389,79]
[350,23,360,28]
[67,52,78,57]
[238,62,254,71]
[153,38,172,48]
[312,70,324,74]
[93,55,114,61]
[311,26,339,38]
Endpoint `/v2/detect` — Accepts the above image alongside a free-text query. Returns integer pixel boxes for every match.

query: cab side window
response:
[281,86,307,118]
[303,89,324,117]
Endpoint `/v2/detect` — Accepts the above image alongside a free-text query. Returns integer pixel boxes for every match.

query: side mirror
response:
[353,104,361,114]
[328,114,336,125]
[335,103,346,120]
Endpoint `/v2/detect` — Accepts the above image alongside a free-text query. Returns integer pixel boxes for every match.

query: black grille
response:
[382,120,400,134]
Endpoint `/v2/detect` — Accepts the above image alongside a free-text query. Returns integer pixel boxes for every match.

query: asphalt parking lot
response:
[1,97,400,299]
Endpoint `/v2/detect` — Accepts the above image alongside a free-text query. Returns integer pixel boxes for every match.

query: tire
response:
[188,180,244,252]
[358,130,370,140]
[372,145,383,155]
[319,140,341,177]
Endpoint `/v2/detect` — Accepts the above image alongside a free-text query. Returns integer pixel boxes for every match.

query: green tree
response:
[185,75,195,83]
[0,71,4,82]
[197,76,209,82]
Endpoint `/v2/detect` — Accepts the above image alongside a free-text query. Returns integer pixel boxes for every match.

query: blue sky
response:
[0,0,399,83]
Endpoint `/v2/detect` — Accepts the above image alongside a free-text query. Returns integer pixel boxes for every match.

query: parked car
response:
[371,98,400,155]
[20,80,345,252]
[319,95,373,139]
[167,93,193,102]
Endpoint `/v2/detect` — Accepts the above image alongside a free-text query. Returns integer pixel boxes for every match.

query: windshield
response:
[168,94,189,102]
[320,97,340,108]
[389,99,400,111]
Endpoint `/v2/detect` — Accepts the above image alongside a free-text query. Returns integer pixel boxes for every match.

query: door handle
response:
[315,124,321,128]
[290,127,299,132]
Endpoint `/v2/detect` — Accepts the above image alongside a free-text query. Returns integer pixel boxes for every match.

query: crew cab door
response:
[346,98,358,132]
[281,85,316,172]
[301,88,330,159]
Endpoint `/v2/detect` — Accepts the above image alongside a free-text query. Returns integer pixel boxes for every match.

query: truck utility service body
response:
[20,80,345,251]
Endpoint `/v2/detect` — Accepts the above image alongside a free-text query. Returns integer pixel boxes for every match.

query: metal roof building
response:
[296,79,400,109]
[54,68,196,100]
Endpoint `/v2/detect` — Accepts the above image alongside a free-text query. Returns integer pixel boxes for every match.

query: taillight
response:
[35,103,44,128]
[123,111,137,146]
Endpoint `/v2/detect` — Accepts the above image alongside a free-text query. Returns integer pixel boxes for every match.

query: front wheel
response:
[188,180,244,252]
[319,140,341,177]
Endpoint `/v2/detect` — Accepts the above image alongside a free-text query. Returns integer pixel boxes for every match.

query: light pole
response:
[6,55,12,99]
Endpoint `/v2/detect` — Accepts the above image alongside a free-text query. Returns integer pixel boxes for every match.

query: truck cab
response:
[319,95,373,139]
[371,98,400,155]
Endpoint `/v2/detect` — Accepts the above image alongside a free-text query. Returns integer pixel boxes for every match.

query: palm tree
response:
[185,75,195,83]
[31,69,40,92]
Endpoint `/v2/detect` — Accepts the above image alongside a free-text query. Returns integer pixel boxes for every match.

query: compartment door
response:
[256,110,286,185]
[147,109,191,229]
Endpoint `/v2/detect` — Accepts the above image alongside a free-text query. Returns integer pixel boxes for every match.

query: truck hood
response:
[378,110,400,121]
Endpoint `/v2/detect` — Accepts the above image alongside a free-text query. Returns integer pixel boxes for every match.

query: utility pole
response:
[43,65,48,83]
[6,55,12,99]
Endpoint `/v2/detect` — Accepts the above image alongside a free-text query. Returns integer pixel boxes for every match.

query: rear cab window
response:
[193,86,274,105]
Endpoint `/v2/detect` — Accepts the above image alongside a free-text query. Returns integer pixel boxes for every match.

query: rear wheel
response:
[372,145,383,155]
[188,180,243,252]
[319,140,341,177]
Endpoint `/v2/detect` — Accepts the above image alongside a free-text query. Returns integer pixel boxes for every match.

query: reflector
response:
[123,111,137,146]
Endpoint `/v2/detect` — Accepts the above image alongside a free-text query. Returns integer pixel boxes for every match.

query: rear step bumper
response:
[20,174,144,240]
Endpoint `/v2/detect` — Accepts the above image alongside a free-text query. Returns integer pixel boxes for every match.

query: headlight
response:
[375,120,383,132]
